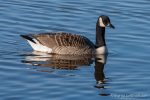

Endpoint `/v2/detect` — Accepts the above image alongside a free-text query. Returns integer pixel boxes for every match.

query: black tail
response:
[20,35,36,44]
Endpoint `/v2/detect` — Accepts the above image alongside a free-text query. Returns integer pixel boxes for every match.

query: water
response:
[0,0,150,99]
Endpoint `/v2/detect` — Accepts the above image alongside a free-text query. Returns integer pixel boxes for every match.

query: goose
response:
[21,15,115,55]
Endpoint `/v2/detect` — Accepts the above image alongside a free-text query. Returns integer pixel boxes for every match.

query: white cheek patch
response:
[99,17,105,27]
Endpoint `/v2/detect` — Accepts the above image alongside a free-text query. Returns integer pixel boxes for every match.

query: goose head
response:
[98,15,115,29]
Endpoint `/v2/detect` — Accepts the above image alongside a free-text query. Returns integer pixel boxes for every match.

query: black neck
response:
[95,24,106,48]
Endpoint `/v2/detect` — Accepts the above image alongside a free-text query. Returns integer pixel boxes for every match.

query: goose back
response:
[29,32,95,54]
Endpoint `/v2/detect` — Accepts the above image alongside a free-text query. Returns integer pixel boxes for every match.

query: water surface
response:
[0,0,150,100]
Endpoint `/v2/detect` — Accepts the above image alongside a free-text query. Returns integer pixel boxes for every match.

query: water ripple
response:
[0,0,150,100]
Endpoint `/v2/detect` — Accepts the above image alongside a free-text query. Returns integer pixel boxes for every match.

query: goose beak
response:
[108,23,115,29]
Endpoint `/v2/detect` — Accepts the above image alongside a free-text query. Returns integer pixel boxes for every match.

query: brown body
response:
[21,32,95,55]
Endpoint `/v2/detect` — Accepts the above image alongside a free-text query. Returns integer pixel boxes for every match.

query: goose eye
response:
[103,19,109,26]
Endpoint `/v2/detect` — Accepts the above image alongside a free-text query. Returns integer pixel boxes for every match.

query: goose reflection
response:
[94,54,107,88]
[21,51,107,90]
[94,54,111,96]
[21,51,94,70]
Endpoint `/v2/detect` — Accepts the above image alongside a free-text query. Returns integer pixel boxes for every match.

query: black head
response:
[97,15,115,29]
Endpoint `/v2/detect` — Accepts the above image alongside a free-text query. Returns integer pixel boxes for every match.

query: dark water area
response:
[0,0,150,100]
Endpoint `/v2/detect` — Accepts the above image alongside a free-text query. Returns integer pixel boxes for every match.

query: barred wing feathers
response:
[24,32,95,54]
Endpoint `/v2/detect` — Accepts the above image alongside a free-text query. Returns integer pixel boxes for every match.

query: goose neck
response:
[96,25,106,48]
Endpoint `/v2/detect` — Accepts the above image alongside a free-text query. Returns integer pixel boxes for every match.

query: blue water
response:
[0,0,150,100]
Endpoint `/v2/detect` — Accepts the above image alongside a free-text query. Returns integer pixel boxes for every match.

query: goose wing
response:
[31,32,95,49]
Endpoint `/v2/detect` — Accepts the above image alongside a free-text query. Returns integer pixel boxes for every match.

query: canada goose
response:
[21,15,114,55]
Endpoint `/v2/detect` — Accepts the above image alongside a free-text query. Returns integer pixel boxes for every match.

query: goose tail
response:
[20,35,36,44]
[20,34,53,53]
